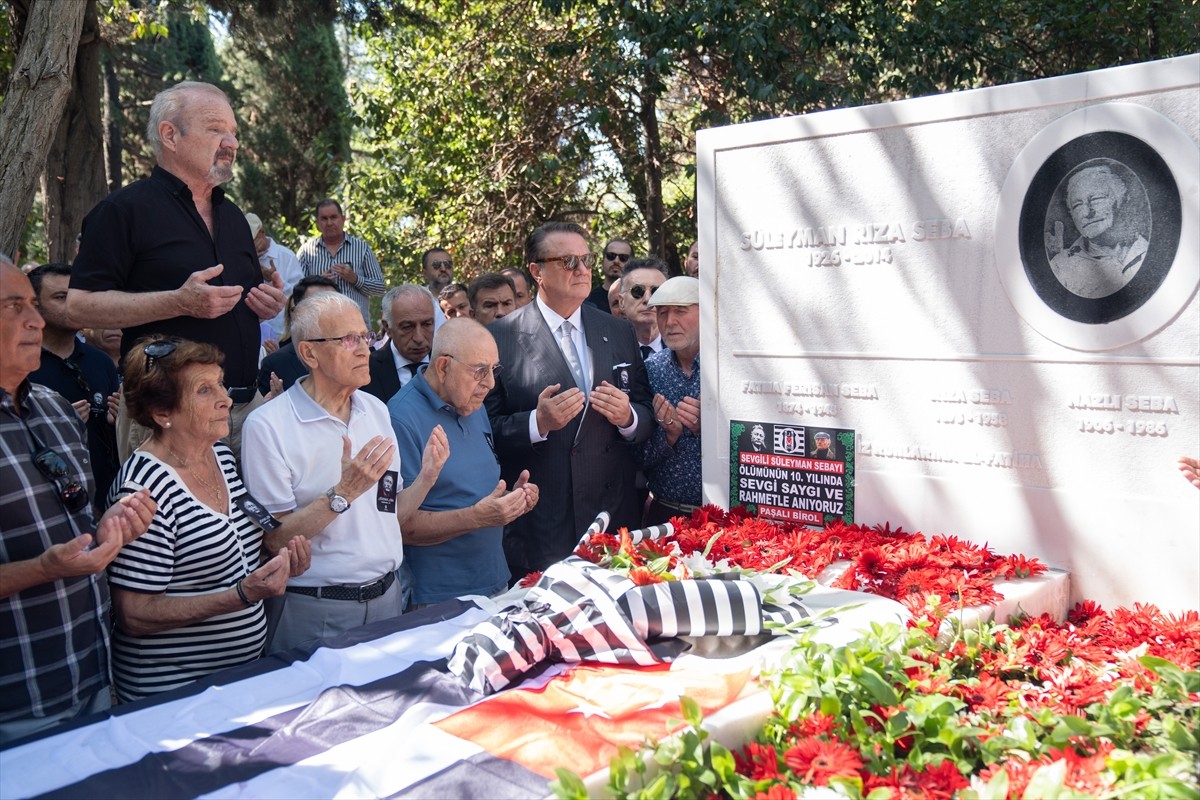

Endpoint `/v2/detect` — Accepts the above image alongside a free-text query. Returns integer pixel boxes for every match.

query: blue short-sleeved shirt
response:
[388,371,508,604]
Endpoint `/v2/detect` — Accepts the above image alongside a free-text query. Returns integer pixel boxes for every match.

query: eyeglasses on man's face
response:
[33,447,90,513]
[306,331,373,350]
[629,283,658,300]
[604,251,631,263]
[535,253,597,272]
[445,354,503,383]
[428,259,452,270]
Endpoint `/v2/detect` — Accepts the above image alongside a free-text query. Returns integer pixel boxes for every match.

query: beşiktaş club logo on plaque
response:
[773,426,806,455]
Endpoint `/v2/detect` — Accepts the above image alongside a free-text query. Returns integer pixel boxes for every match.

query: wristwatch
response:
[326,487,350,514]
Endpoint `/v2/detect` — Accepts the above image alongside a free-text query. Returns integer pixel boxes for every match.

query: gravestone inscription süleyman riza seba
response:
[697,55,1199,611]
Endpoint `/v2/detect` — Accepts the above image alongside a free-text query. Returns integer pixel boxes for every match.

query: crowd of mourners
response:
[0,80,704,743]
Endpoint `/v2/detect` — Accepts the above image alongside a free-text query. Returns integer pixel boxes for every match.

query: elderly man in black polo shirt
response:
[67,80,285,460]
[0,260,155,744]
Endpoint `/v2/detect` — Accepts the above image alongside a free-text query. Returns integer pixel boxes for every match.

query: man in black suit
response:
[486,221,654,579]
[363,285,435,403]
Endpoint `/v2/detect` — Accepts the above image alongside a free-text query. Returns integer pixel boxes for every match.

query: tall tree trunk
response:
[103,47,123,193]
[0,0,86,258]
[637,72,666,260]
[42,0,105,264]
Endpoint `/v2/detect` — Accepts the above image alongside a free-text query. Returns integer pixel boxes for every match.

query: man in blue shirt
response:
[638,277,703,525]
[388,319,539,606]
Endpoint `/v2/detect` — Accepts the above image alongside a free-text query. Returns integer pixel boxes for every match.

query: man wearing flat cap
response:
[637,276,703,526]
[810,432,837,460]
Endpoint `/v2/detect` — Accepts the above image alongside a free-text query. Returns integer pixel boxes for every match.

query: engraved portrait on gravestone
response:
[1016,130,1182,327]
[1044,160,1150,299]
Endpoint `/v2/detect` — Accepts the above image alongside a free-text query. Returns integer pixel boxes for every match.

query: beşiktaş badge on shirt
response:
[235,492,281,530]
[377,470,398,513]
[611,363,632,394]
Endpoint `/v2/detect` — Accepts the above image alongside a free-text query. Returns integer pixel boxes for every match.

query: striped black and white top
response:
[107,443,267,702]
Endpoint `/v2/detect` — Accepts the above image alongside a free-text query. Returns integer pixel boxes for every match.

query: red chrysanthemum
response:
[517,570,543,588]
[1068,599,1106,625]
[782,736,863,786]
[789,711,838,739]
[734,742,780,780]
[628,566,664,586]
[913,759,970,799]
[953,672,1015,714]
[863,763,924,798]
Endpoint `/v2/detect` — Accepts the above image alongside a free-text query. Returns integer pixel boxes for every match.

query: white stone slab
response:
[697,56,1200,612]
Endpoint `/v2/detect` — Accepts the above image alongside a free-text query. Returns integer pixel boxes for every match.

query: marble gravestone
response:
[696,56,1199,611]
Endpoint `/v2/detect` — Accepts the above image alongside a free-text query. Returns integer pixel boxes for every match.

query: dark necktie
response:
[404,362,421,376]
[640,345,653,361]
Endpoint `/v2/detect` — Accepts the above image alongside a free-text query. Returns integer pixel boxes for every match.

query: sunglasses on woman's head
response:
[143,340,178,373]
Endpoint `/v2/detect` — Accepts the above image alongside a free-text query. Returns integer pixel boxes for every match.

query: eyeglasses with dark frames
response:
[535,253,597,272]
[629,283,658,300]
[143,340,178,373]
[603,251,632,263]
[32,446,90,513]
[305,332,373,350]
[428,259,453,269]
[445,354,503,382]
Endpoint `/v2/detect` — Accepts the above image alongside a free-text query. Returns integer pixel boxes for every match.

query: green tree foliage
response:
[0,8,16,90]
[349,0,602,284]
[9,0,1195,275]
[220,0,352,247]
[346,0,1196,283]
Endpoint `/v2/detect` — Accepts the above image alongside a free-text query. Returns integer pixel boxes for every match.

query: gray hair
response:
[146,81,230,159]
[620,256,669,291]
[290,291,361,343]
[381,284,436,325]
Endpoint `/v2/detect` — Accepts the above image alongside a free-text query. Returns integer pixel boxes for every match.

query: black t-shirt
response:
[71,166,263,388]
[584,284,612,313]
[29,340,121,505]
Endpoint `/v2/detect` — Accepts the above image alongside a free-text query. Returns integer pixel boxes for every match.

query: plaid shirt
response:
[296,234,385,325]
[0,381,111,722]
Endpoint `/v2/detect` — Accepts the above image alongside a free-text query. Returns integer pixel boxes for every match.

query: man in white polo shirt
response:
[241,292,447,652]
